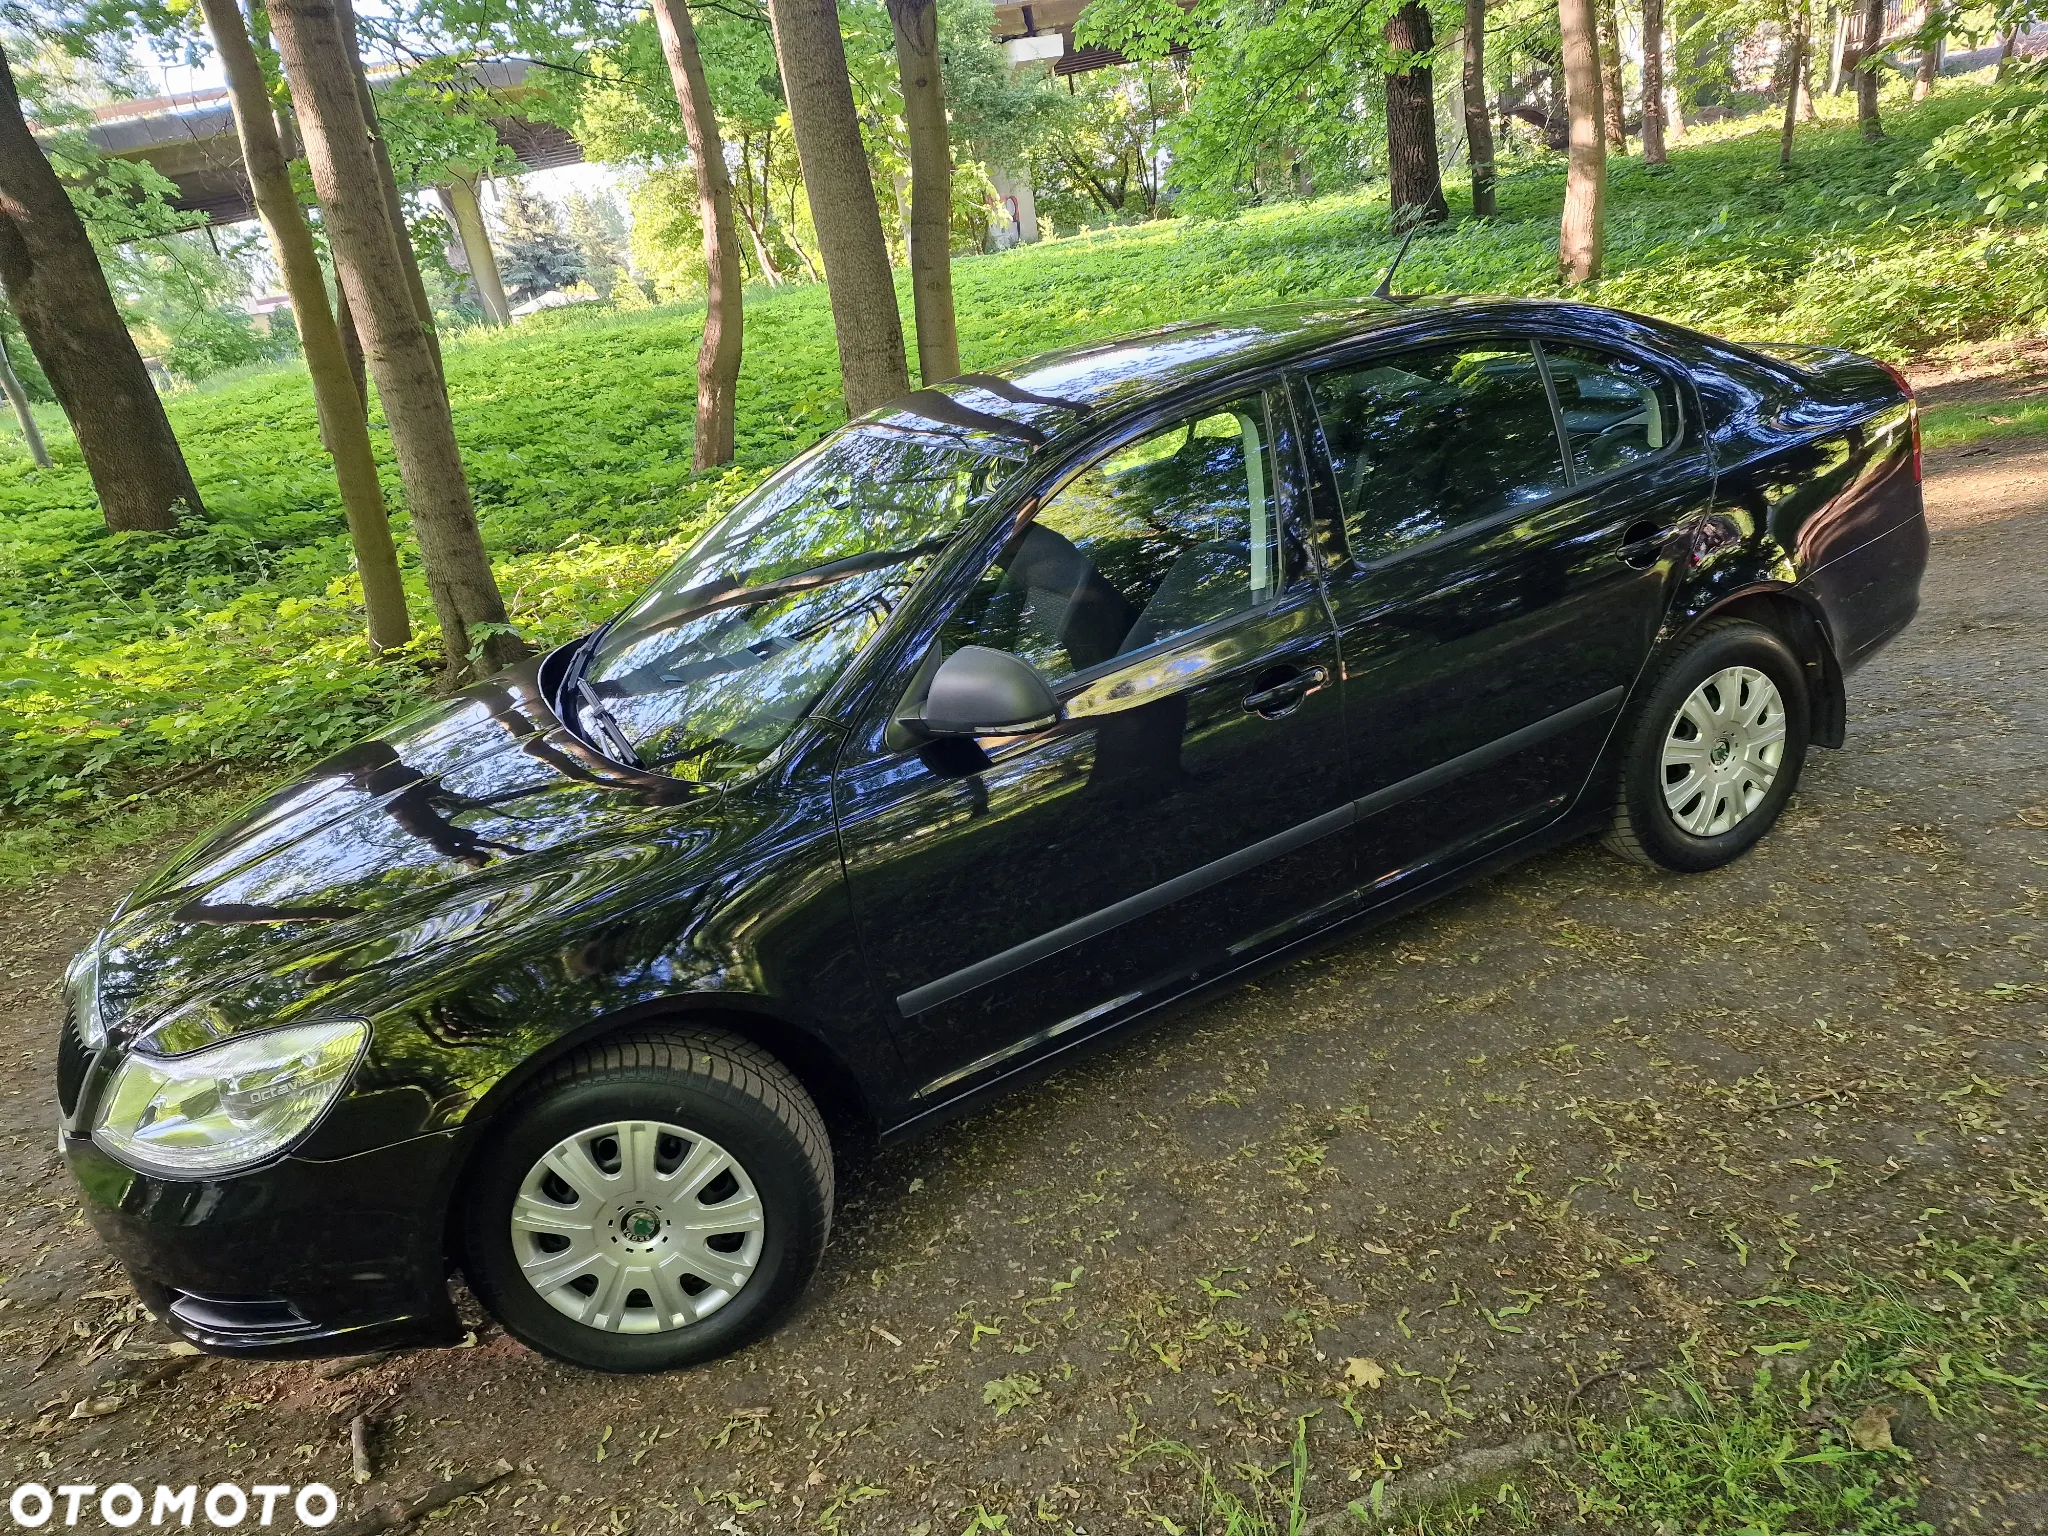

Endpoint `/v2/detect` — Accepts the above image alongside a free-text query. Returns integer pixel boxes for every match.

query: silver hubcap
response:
[511,1120,764,1334]
[1661,665,1786,837]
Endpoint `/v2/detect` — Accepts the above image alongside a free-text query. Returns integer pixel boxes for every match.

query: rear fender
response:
[1662,579,1846,749]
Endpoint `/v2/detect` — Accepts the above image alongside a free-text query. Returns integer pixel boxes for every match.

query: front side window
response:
[941,396,1283,680]
[1307,342,1569,562]
[1543,344,1681,479]
[583,427,1011,779]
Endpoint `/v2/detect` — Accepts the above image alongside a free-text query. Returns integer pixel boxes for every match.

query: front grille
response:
[56,999,91,1120]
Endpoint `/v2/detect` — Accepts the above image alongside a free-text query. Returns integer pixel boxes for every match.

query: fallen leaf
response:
[1343,1357,1386,1390]
[69,1397,124,1420]
[1361,1241,1393,1256]
[1848,1405,1898,1452]
[2018,805,2048,828]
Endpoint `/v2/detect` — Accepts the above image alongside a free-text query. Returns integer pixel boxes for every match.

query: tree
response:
[888,0,961,384]
[1857,0,1886,138]
[1558,0,1606,282]
[563,188,627,297]
[1641,0,1668,164]
[1031,65,1177,224]
[765,0,911,415]
[197,0,409,652]
[331,0,444,381]
[1385,3,1450,227]
[1780,0,1809,165]
[1913,3,1940,100]
[1462,0,1497,216]
[1599,0,1626,153]
[0,325,47,467]
[267,0,523,678]
[0,41,203,531]
[649,0,745,468]
[493,180,585,302]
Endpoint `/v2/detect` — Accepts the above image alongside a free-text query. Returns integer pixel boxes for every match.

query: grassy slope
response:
[0,84,2041,843]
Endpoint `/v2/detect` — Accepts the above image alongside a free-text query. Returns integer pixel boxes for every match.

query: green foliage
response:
[0,89,2042,826]
[1917,68,2048,215]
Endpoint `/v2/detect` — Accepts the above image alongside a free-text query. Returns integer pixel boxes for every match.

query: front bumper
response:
[63,1128,467,1360]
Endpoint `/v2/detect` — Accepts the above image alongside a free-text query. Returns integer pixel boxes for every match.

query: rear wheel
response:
[462,1029,832,1373]
[1605,618,1811,873]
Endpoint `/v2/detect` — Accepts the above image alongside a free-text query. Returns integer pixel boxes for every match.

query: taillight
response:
[1877,358,1922,483]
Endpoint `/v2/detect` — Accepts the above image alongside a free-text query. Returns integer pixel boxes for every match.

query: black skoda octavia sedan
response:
[59,299,1925,1372]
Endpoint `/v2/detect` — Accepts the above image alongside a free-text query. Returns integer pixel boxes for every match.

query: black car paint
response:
[58,299,1925,1358]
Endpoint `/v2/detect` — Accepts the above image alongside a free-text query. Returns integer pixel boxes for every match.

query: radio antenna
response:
[1371,224,1422,303]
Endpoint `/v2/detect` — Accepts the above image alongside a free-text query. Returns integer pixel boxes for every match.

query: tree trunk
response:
[1463,0,1498,215]
[0,43,200,530]
[0,329,49,467]
[888,0,961,385]
[1641,0,1668,162]
[330,0,443,381]
[651,0,745,468]
[1857,0,1886,137]
[268,0,522,679]
[334,276,370,410]
[200,0,409,652]
[1558,0,1607,282]
[1384,4,1451,227]
[1599,0,1627,153]
[1781,0,1809,165]
[1911,4,1935,100]
[1999,27,2018,80]
[765,0,911,415]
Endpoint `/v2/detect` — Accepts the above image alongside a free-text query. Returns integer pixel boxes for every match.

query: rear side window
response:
[1306,343,1569,562]
[1544,344,1681,479]
[941,396,1282,680]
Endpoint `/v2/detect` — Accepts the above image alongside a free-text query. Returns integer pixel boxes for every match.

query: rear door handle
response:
[1242,665,1329,718]
[1618,519,1669,568]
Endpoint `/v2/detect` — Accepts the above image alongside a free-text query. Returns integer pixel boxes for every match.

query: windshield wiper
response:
[571,677,643,769]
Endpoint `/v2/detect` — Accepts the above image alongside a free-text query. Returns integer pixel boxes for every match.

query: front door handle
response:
[1242,665,1329,719]
[1618,519,1669,569]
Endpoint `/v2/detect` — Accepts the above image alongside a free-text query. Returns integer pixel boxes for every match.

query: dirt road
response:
[1,421,2042,1534]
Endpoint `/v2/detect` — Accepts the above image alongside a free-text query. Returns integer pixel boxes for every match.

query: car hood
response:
[93,657,712,1043]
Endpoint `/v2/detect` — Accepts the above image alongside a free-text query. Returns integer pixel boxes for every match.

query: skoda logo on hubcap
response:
[1711,737,1733,765]
[622,1207,662,1243]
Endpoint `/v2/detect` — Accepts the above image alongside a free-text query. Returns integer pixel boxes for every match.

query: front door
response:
[835,389,1352,1107]
[1297,335,1706,893]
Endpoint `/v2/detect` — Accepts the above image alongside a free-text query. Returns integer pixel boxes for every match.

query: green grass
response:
[1135,1239,2047,1535]
[1921,393,2048,450]
[2,83,2046,859]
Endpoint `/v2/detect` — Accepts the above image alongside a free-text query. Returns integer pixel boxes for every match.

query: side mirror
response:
[913,646,1059,737]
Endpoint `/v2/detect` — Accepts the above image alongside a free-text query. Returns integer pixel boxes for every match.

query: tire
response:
[1604,617,1811,874]
[461,1028,833,1373]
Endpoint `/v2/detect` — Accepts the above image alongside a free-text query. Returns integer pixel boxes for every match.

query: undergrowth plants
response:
[1,87,2044,865]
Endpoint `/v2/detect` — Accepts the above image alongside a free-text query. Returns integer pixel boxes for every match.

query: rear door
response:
[835,387,1354,1107]
[1296,332,1707,894]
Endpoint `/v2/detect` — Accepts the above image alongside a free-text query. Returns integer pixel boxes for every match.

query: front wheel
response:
[1605,618,1811,873]
[461,1029,833,1373]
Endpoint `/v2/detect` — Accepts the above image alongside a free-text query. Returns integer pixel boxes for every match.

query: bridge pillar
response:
[438,174,512,326]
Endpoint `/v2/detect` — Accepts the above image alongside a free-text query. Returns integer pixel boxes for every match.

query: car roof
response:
[858,296,1563,457]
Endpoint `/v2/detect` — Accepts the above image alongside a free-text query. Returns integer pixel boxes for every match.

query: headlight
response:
[63,945,105,1049]
[91,1019,368,1178]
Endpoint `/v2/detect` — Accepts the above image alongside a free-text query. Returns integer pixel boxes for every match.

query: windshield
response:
[581,427,1011,781]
